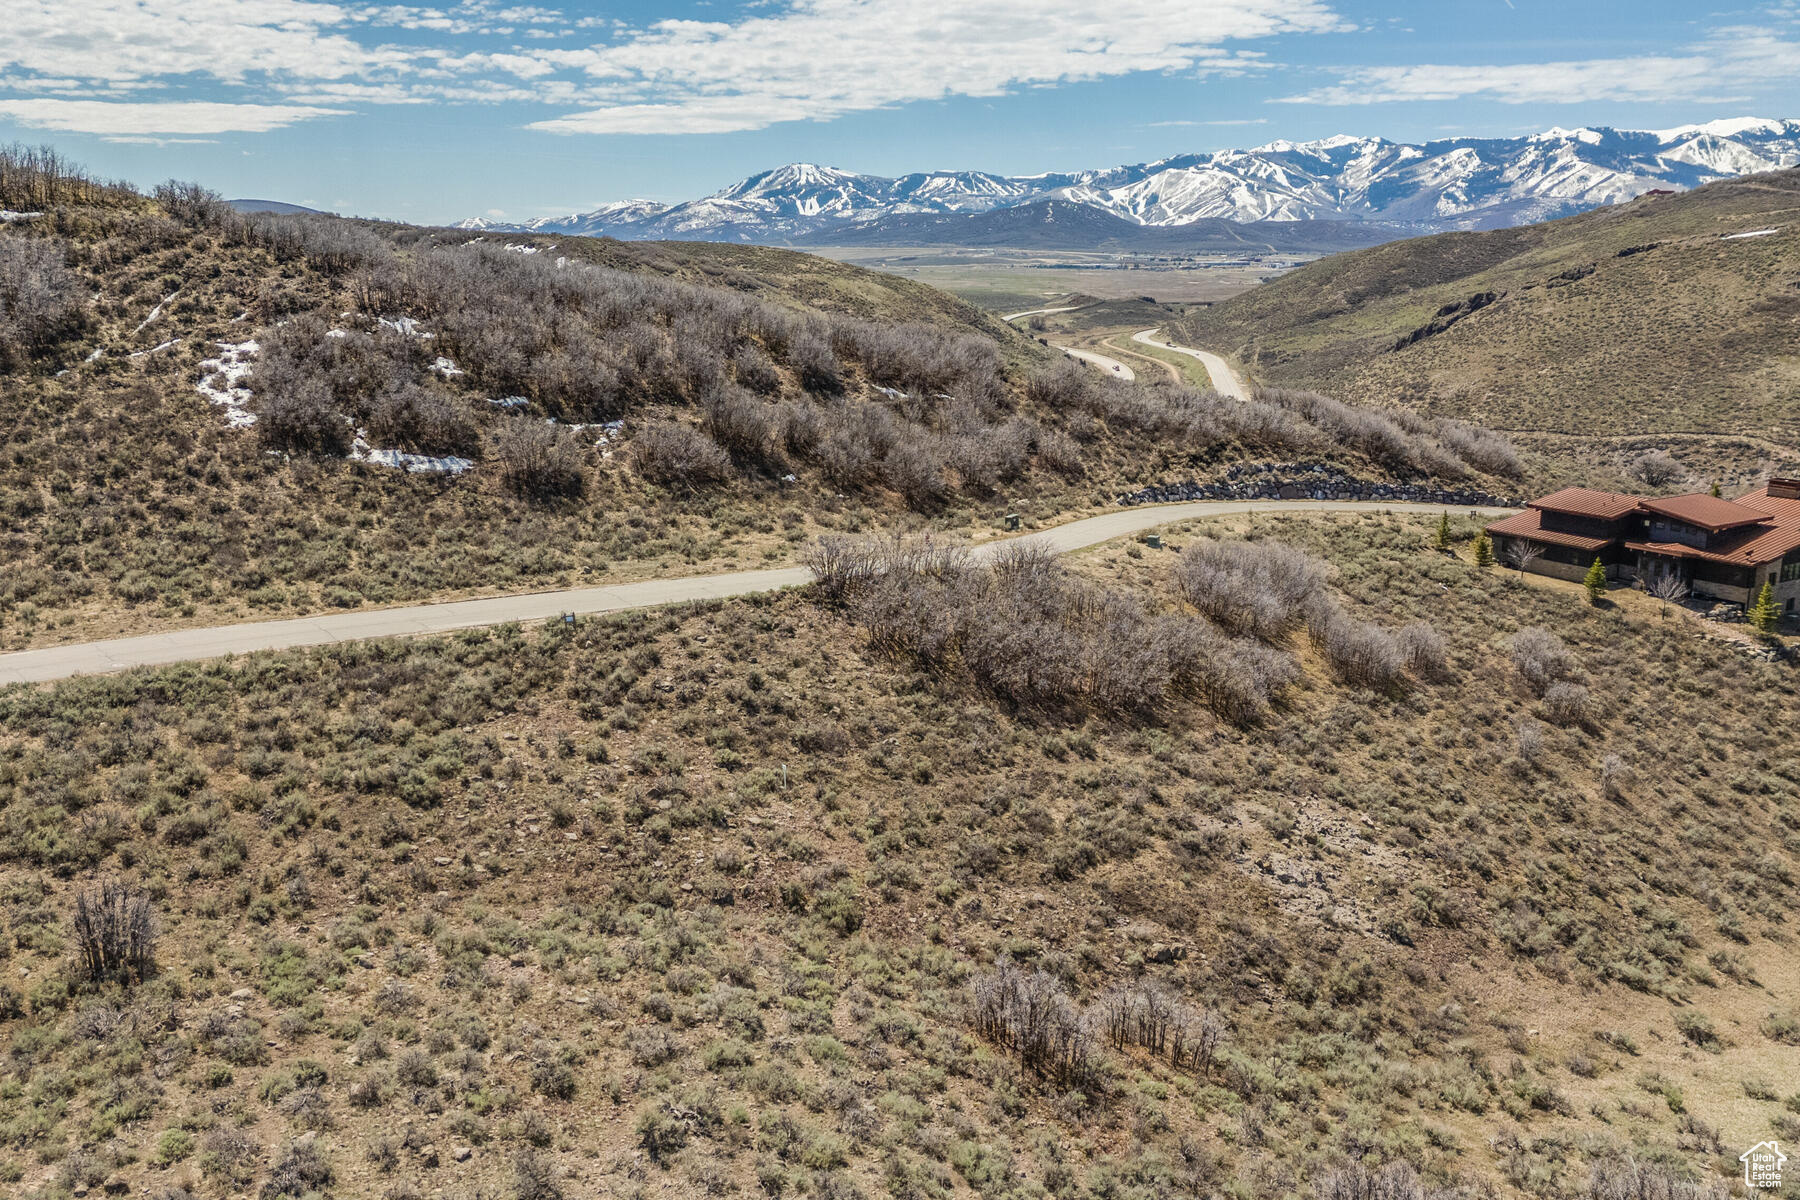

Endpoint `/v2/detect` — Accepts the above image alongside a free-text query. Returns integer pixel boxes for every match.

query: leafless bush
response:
[0,141,136,209]
[631,421,731,488]
[493,420,585,500]
[971,957,1097,1087]
[513,1147,564,1200]
[154,180,233,228]
[810,535,1296,721]
[731,343,782,394]
[262,1139,334,1199]
[368,384,479,456]
[1094,982,1224,1073]
[1584,1157,1728,1200]
[1396,622,1446,679]
[72,879,156,983]
[1434,418,1523,477]
[1174,540,1330,641]
[1308,605,1404,689]
[1034,426,1084,477]
[789,323,844,394]
[1263,388,1465,477]
[701,386,781,464]
[1630,451,1684,489]
[1542,681,1592,727]
[0,234,87,367]
[1312,1160,1433,1200]
[1510,626,1574,694]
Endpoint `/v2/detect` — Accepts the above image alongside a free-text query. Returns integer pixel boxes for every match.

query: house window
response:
[1782,559,1800,582]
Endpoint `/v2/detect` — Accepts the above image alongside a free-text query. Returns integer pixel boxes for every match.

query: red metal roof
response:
[1638,492,1773,532]
[1527,487,1641,521]
[1626,485,1800,568]
[1485,509,1613,552]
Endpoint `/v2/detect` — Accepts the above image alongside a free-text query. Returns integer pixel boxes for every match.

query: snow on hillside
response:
[462,118,1800,243]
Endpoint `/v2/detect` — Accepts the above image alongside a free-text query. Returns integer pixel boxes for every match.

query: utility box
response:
[1004,513,1021,531]
[1144,534,1163,550]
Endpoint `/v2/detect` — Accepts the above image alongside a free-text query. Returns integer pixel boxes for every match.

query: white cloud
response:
[527,0,1349,134]
[0,0,404,85]
[0,98,347,134]
[1282,28,1798,106]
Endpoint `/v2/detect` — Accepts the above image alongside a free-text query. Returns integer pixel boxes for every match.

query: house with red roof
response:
[1487,479,1800,614]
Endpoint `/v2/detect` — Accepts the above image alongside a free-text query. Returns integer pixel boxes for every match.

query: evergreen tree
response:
[1749,580,1779,633]
[1435,511,1452,552]
[1583,557,1607,604]
[1710,480,1722,498]
[1473,530,1494,568]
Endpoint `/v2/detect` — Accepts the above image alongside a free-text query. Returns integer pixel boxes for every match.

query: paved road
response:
[1054,345,1135,381]
[1001,305,1080,321]
[1133,329,1250,401]
[0,500,1514,686]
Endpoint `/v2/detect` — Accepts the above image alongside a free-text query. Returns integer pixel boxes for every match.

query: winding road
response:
[1055,345,1135,381]
[0,500,1515,686]
[1132,329,1250,401]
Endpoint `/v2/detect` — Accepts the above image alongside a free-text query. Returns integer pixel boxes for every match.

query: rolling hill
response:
[1179,168,1800,451]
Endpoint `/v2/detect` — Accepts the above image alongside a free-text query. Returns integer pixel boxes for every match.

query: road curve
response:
[1054,345,1135,381]
[1133,329,1249,401]
[1001,305,1080,321]
[0,500,1514,686]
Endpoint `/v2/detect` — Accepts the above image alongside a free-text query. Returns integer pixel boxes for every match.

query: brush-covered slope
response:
[1179,169,1800,442]
[0,150,1522,650]
[0,512,1792,1200]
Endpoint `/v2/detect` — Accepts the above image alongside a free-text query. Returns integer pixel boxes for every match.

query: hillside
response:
[1178,169,1800,458]
[0,510,1792,1200]
[0,149,1522,652]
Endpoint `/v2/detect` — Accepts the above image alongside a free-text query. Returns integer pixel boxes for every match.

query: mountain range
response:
[457,118,1800,246]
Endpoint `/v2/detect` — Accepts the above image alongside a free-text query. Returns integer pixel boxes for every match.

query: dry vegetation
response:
[0,512,1794,1200]
[0,148,1523,648]
[1179,169,1800,479]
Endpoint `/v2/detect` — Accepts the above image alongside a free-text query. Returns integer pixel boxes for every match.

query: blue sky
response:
[6,0,1800,223]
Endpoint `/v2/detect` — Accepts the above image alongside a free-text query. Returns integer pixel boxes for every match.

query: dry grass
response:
[0,512,1793,1199]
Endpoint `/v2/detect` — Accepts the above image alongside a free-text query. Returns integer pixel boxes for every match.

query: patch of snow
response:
[84,348,104,363]
[874,386,907,399]
[131,290,179,335]
[128,338,182,358]
[1722,227,1781,239]
[430,356,464,377]
[503,243,542,255]
[378,315,432,339]
[488,395,530,409]
[348,431,473,474]
[325,328,348,339]
[555,256,568,269]
[195,340,260,427]
[0,210,43,222]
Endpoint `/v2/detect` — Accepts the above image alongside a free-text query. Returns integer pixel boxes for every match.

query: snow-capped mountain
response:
[461,118,1800,243]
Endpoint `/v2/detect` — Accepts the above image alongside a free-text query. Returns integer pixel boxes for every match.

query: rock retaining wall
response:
[1117,461,1516,509]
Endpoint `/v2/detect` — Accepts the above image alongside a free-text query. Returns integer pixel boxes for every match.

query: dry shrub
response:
[1312,1160,1436,1200]
[631,421,731,488]
[1510,626,1575,694]
[1093,981,1225,1073]
[1308,605,1404,689]
[493,421,585,500]
[72,879,156,984]
[811,536,1296,722]
[1396,622,1447,679]
[0,234,87,367]
[701,386,781,464]
[1174,540,1329,641]
[258,378,351,456]
[971,957,1096,1087]
[1543,680,1593,727]
[368,384,479,456]
[1584,1157,1728,1200]
[1630,451,1684,489]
